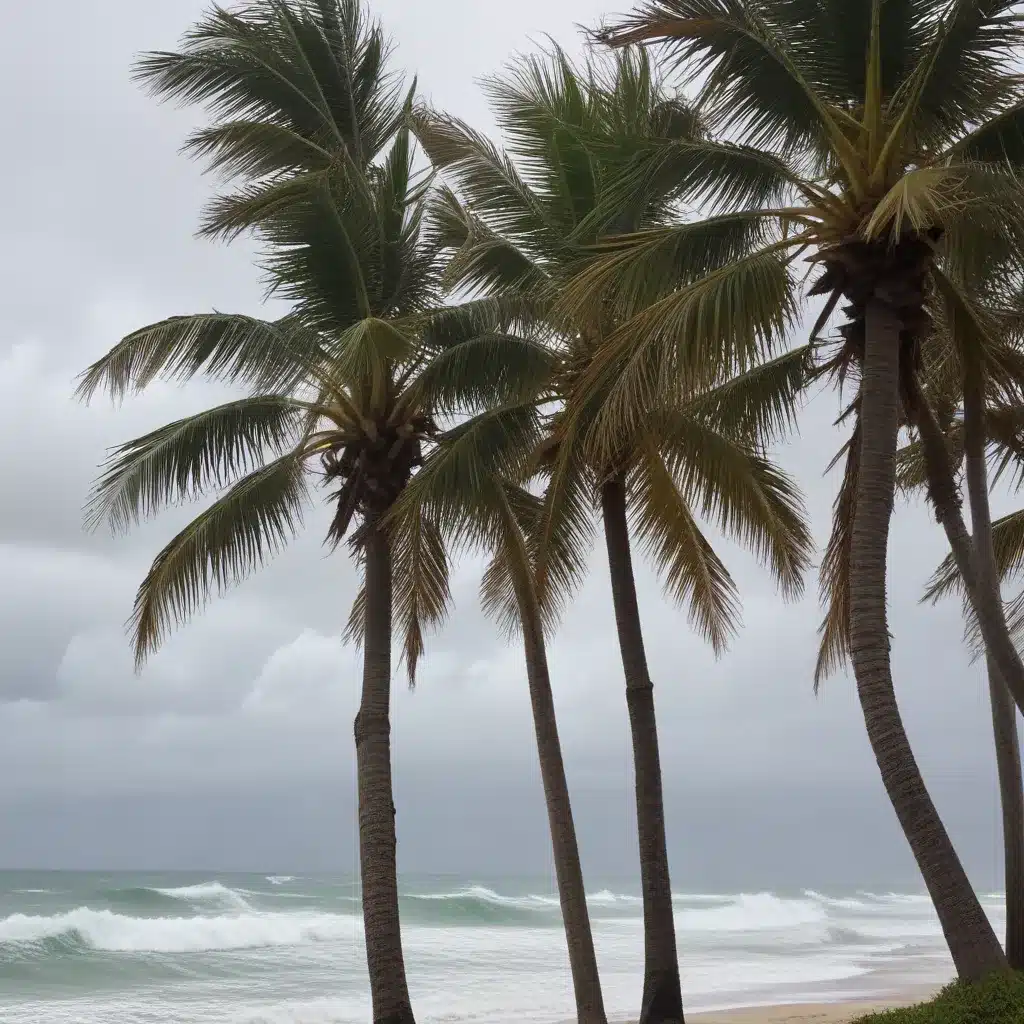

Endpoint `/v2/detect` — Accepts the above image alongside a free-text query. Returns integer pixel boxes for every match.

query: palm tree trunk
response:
[988,655,1024,968]
[519,596,608,1024]
[850,297,1005,981]
[601,478,684,1024]
[963,369,1024,970]
[355,523,415,1024]
[910,375,1024,717]
[912,368,1024,966]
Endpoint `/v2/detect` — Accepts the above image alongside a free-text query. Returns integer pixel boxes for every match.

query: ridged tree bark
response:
[601,478,684,1024]
[850,297,1005,981]
[355,523,415,1024]
[988,655,1024,968]
[912,369,1024,967]
[519,591,608,1024]
[964,368,1024,969]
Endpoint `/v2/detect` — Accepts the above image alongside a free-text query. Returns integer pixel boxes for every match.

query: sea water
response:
[0,871,996,1023]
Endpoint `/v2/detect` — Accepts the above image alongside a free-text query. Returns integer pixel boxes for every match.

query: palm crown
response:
[411,45,812,651]
[77,1,462,676]
[579,0,1024,667]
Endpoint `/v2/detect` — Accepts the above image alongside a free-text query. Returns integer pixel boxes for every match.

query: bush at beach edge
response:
[854,971,1024,1023]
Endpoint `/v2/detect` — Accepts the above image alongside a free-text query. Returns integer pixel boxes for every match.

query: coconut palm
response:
[583,0,1024,979]
[77,3,460,1018]
[413,46,812,1022]
[897,282,1024,969]
[390,437,607,1023]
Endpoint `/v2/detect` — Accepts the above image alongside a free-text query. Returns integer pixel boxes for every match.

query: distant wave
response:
[0,885,965,959]
[266,876,297,886]
[96,880,254,914]
[0,908,357,955]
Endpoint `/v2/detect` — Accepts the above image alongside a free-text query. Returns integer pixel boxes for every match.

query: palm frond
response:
[533,428,598,618]
[685,344,811,443]
[130,448,310,665]
[579,245,799,457]
[412,332,556,415]
[75,313,326,400]
[86,395,309,533]
[815,426,859,688]
[135,0,405,174]
[391,508,450,683]
[656,411,811,598]
[630,443,740,654]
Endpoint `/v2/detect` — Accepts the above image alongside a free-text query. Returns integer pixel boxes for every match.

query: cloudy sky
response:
[0,0,1015,890]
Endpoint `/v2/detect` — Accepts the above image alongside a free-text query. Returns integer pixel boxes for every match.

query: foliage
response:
[852,971,1024,1024]
[413,42,812,649]
[591,0,1024,680]
[78,0,477,678]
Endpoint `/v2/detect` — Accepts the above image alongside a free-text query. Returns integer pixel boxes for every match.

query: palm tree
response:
[392,441,607,1023]
[413,46,812,1022]
[897,287,1024,969]
[586,0,1024,979]
[76,3,467,1018]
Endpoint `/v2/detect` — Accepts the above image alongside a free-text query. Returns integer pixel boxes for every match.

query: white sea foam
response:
[266,876,297,886]
[0,907,358,953]
[152,881,252,910]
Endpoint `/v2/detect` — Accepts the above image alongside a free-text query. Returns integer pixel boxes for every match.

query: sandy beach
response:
[690,994,927,1023]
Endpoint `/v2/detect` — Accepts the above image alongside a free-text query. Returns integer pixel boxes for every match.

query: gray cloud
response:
[0,0,1015,893]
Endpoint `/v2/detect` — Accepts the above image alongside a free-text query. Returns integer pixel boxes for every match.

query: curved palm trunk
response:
[519,596,608,1024]
[355,523,415,1024]
[913,371,1024,967]
[601,478,684,1024]
[964,371,1024,969]
[912,389,1024,718]
[851,298,1005,981]
[988,656,1024,968]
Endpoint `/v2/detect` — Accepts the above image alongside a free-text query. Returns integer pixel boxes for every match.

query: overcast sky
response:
[0,0,1016,891]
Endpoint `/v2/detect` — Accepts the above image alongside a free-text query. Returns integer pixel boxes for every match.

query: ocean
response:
[0,871,1000,1023]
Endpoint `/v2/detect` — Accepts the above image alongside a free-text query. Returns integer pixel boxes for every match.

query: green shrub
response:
[853,971,1024,1023]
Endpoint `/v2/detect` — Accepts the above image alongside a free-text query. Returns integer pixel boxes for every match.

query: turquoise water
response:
[0,871,991,1022]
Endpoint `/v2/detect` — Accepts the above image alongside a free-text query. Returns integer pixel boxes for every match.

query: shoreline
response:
[688,986,938,1023]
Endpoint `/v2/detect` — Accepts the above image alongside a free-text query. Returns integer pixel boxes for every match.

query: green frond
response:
[412,332,556,415]
[815,427,859,689]
[86,395,309,534]
[391,508,450,683]
[629,443,740,655]
[581,245,800,457]
[916,3,1024,152]
[430,189,549,296]
[656,412,811,598]
[420,293,541,352]
[950,101,1024,166]
[478,483,550,640]
[685,344,811,444]
[395,402,544,541]
[197,169,335,240]
[588,138,806,225]
[925,506,1024,607]
[564,211,788,324]
[75,312,327,400]
[130,448,310,665]
[135,0,405,173]
[329,316,412,412]
[533,428,598,617]
[410,106,554,244]
[597,0,860,162]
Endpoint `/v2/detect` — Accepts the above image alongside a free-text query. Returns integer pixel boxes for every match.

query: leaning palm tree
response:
[391,434,607,1023]
[413,46,812,1023]
[897,280,1024,969]
[585,0,1024,979]
[77,3,462,1018]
